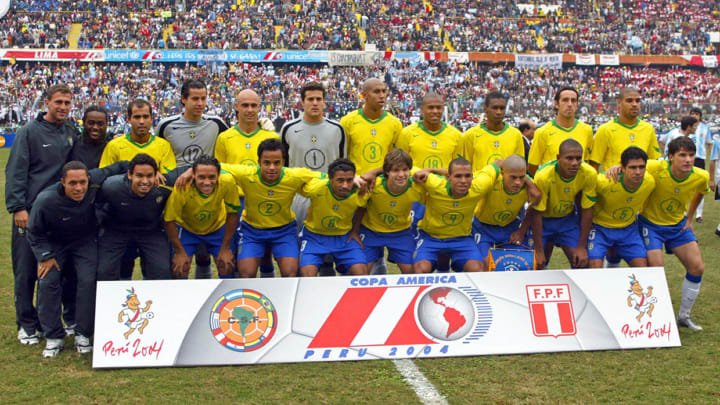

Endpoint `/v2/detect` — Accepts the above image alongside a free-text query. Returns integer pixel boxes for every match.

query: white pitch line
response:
[393,359,448,405]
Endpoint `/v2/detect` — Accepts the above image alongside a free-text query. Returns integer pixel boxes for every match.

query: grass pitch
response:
[0,148,718,404]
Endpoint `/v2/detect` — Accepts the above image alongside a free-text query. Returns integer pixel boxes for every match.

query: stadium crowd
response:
[1,61,719,133]
[2,0,718,54]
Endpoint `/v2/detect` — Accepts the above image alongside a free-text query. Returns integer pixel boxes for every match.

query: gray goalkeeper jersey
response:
[156,114,228,166]
[280,116,346,172]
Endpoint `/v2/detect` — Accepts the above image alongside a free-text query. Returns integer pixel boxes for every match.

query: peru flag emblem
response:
[526,284,577,338]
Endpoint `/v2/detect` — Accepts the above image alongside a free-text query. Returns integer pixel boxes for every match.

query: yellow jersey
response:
[590,118,661,170]
[474,175,528,227]
[534,161,598,218]
[528,119,594,167]
[362,175,424,233]
[418,164,499,239]
[100,134,176,173]
[163,175,241,235]
[396,122,464,169]
[641,159,711,225]
[221,164,322,229]
[214,125,280,165]
[463,122,525,171]
[300,178,369,235]
[593,172,655,228]
[340,109,403,174]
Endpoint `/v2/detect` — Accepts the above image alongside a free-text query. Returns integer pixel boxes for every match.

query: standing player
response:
[351,149,424,274]
[298,159,369,277]
[27,161,128,357]
[638,137,710,330]
[71,106,110,169]
[533,139,597,268]
[100,99,177,174]
[156,79,229,279]
[412,158,502,273]
[472,155,545,269]
[163,155,240,279]
[689,108,713,223]
[658,116,697,157]
[709,133,720,236]
[528,87,594,176]
[463,91,524,171]
[590,87,662,172]
[588,147,654,268]
[5,84,77,345]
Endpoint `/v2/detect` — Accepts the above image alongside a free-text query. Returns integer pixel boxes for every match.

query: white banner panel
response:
[328,51,374,66]
[575,54,596,66]
[514,53,563,70]
[93,267,680,368]
[599,54,620,66]
[448,52,469,63]
[701,55,718,68]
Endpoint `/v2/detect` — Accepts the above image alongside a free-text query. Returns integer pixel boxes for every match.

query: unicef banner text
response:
[93,267,680,368]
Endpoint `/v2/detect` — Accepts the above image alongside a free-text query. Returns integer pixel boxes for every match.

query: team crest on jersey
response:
[453,202,459,208]
[311,135,318,143]
[333,204,339,211]
[674,188,680,194]
[246,143,252,149]
[268,190,274,197]
[564,187,570,193]
[371,129,377,136]
[189,130,196,139]
[627,197,633,203]
[390,201,396,207]
[156,196,163,204]
[506,199,512,205]
[629,134,635,141]
[494,141,500,148]
[432,141,437,148]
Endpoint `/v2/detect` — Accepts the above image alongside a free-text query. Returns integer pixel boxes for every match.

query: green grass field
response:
[0,148,718,404]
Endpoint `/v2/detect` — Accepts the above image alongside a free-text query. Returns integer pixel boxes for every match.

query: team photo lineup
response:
[7,72,715,359]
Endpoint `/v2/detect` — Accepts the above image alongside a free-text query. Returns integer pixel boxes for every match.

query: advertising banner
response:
[0,49,104,61]
[328,51,374,66]
[448,52,469,63]
[514,53,563,69]
[93,267,680,368]
[575,54,596,66]
[599,54,620,66]
[103,50,328,63]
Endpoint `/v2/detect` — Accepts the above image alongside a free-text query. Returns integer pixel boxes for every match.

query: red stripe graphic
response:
[531,303,548,335]
[308,287,387,348]
[557,302,575,334]
[384,286,435,346]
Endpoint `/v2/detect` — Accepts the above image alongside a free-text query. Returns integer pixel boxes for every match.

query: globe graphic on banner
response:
[417,287,475,341]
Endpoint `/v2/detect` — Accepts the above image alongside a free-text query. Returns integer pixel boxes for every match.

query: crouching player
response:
[164,155,240,278]
[219,139,322,278]
[638,137,710,330]
[533,139,597,268]
[472,155,545,269]
[589,147,654,268]
[351,149,423,274]
[299,159,369,276]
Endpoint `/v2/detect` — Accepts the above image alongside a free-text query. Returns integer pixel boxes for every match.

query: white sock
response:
[696,199,704,218]
[679,277,702,319]
[604,259,621,268]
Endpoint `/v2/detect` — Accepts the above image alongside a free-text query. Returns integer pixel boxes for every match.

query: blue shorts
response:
[638,215,697,254]
[411,202,425,231]
[414,231,482,271]
[237,220,299,260]
[587,223,646,262]
[358,225,415,265]
[472,217,527,260]
[542,214,580,248]
[299,228,366,269]
[179,224,236,258]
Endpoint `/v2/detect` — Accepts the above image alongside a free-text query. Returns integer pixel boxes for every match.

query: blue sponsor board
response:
[1,132,16,148]
[104,50,328,63]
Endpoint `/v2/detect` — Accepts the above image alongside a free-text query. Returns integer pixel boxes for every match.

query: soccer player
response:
[96,154,176,281]
[164,155,240,279]
[689,107,713,223]
[638,137,710,330]
[533,139,597,268]
[214,89,279,165]
[528,87,594,176]
[340,78,403,175]
[100,99,176,174]
[156,79,229,279]
[658,116,697,157]
[472,155,545,269]
[214,139,322,278]
[351,149,424,274]
[27,160,128,357]
[5,84,77,345]
[299,159,369,277]
[71,106,109,169]
[412,158,538,273]
[463,91,524,171]
[709,134,720,236]
[589,87,662,172]
[588,147,654,268]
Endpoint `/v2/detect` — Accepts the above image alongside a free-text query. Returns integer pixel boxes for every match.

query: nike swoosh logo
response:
[42,144,51,147]
[118,146,126,150]
[172,126,180,130]
[294,129,302,133]
[62,217,71,221]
